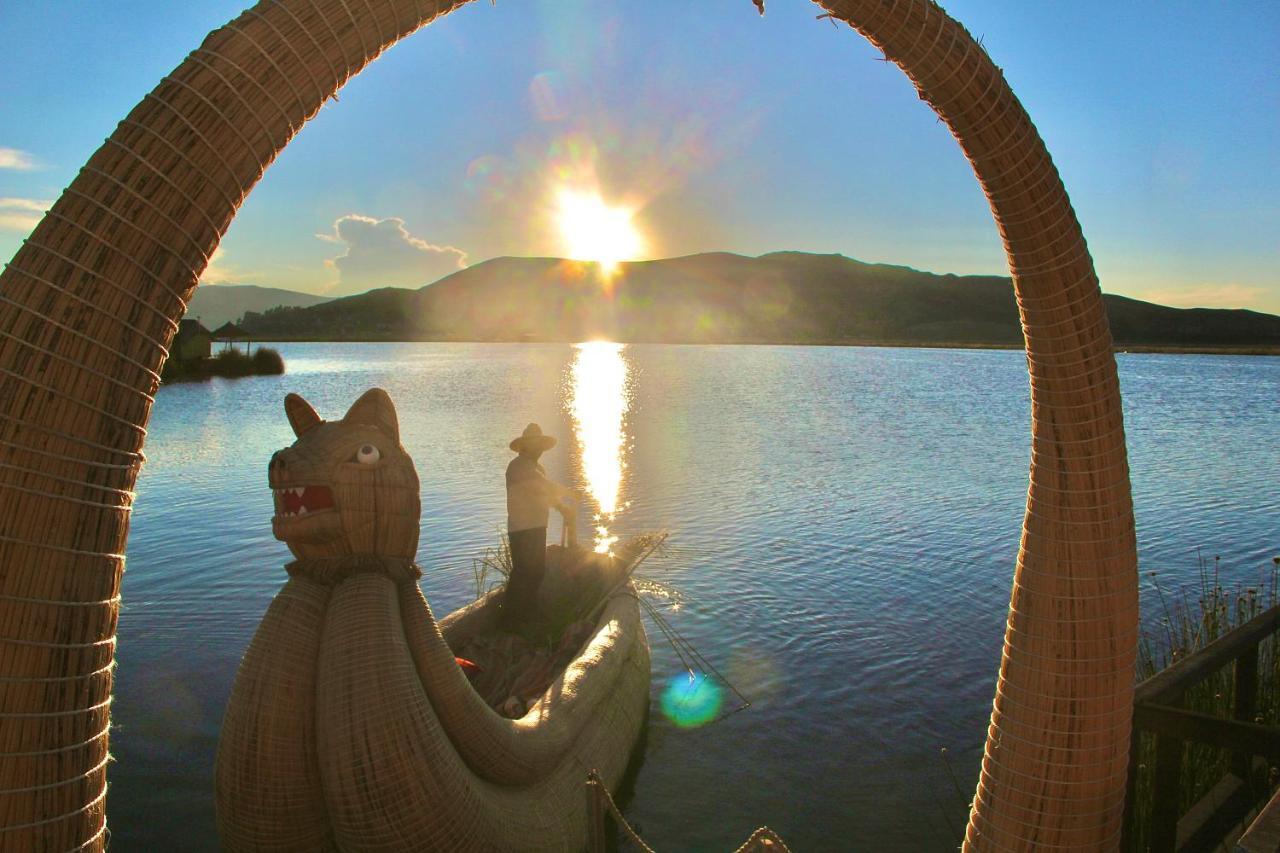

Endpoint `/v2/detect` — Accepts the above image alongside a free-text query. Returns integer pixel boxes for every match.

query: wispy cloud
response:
[0,196,51,232]
[1136,283,1268,310]
[0,148,40,171]
[198,246,262,285]
[319,214,468,296]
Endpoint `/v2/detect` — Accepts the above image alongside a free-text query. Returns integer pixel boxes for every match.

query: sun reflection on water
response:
[567,342,631,553]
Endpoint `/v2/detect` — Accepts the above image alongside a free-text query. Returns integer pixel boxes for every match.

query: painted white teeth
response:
[296,506,308,516]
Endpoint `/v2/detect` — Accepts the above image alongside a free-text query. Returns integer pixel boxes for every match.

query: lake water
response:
[107,343,1279,850]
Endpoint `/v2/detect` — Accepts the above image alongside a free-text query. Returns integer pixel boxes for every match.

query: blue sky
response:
[1,1,1277,311]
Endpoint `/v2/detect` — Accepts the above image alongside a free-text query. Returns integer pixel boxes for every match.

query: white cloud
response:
[0,197,46,211]
[200,246,236,284]
[320,214,468,296]
[0,196,51,233]
[0,148,39,171]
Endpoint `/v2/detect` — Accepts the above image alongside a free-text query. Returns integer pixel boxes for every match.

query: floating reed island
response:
[0,0,1140,850]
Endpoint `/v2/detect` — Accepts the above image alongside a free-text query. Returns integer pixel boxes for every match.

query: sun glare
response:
[568,341,631,553]
[555,189,643,274]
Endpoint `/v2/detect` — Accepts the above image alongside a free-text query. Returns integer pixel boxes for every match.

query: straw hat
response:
[510,422,557,453]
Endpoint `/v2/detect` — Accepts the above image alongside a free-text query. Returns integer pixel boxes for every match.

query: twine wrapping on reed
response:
[0,0,1134,849]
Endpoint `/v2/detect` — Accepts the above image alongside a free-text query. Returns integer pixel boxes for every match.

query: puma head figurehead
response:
[268,388,420,561]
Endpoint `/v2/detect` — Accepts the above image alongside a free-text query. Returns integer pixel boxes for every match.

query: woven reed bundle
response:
[812,1,1139,849]
[0,0,1133,848]
[316,577,648,851]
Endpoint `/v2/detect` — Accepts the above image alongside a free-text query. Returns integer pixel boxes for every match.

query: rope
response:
[0,477,132,513]
[0,328,158,405]
[333,0,373,65]
[79,163,214,268]
[132,97,247,204]
[0,725,110,758]
[0,532,125,561]
[0,753,111,795]
[157,73,272,178]
[585,771,791,853]
[294,0,351,94]
[586,770,656,853]
[265,0,344,99]
[107,125,239,217]
[238,8,326,110]
[62,183,207,273]
[732,826,792,853]
[285,555,422,586]
[0,368,148,438]
[0,784,107,832]
[0,695,112,719]
[0,413,142,466]
[0,659,116,685]
[0,277,169,378]
[211,24,309,122]
[101,137,226,238]
[0,633,116,651]
[62,822,107,853]
[182,50,292,151]
[20,231,185,331]
[0,593,121,608]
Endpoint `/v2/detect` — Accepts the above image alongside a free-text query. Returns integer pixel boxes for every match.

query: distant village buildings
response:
[173,319,211,362]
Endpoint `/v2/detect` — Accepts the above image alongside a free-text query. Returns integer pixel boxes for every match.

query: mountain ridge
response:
[236,253,1280,351]
[187,283,333,328]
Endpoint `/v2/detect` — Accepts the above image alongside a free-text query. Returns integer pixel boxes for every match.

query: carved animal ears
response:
[284,393,323,438]
[284,389,400,441]
[342,388,400,442]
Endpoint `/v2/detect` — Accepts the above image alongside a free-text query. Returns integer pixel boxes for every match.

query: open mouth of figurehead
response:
[273,485,335,518]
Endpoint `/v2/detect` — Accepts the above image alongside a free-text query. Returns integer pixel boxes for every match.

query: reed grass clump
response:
[160,347,286,383]
[1126,553,1280,851]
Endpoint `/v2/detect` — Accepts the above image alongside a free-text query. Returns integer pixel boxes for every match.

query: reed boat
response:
[215,389,649,852]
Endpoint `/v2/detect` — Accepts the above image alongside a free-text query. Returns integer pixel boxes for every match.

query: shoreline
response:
[229,336,1280,357]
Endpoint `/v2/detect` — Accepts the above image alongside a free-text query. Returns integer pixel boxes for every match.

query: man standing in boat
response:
[503,423,575,632]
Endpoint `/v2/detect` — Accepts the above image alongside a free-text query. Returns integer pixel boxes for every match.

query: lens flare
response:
[568,342,630,552]
[555,188,643,275]
[660,673,723,728]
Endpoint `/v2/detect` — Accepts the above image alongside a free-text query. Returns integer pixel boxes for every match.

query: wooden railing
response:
[1124,603,1280,851]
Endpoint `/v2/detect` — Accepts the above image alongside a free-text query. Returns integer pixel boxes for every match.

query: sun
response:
[554,188,643,274]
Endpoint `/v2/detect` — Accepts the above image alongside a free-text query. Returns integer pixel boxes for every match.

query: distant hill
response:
[238,253,1280,351]
[187,284,332,328]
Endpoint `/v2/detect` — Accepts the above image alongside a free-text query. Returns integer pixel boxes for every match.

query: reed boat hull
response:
[217,558,650,852]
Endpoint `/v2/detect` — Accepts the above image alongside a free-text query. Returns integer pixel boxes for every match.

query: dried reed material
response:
[406,585,651,787]
[317,575,648,851]
[214,577,335,851]
[0,0,1132,848]
[812,1,1138,849]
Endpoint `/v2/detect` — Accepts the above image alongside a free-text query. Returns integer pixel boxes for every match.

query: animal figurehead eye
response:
[355,444,381,465]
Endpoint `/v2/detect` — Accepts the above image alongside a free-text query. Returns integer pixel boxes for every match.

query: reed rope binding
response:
[0,0,1136,849]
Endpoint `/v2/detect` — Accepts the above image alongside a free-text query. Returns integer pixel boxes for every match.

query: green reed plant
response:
[1127,552,1280,851]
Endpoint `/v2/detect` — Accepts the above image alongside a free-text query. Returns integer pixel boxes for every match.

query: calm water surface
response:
[109,343,1279,850]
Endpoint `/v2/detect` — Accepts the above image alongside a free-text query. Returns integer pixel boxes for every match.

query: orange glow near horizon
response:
[554,188,644,276]
[568,341,631,553]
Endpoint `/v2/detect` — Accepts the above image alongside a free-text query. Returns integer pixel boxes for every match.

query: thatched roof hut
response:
[212,321,250,352]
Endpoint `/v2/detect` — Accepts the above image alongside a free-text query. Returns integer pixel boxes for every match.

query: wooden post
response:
[586,771,606,853]
[1151,734,1183,852]
[1121,727,1142,848]
[1234,645,1260,780]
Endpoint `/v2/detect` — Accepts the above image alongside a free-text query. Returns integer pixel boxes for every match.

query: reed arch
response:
[0,0,1137,849]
